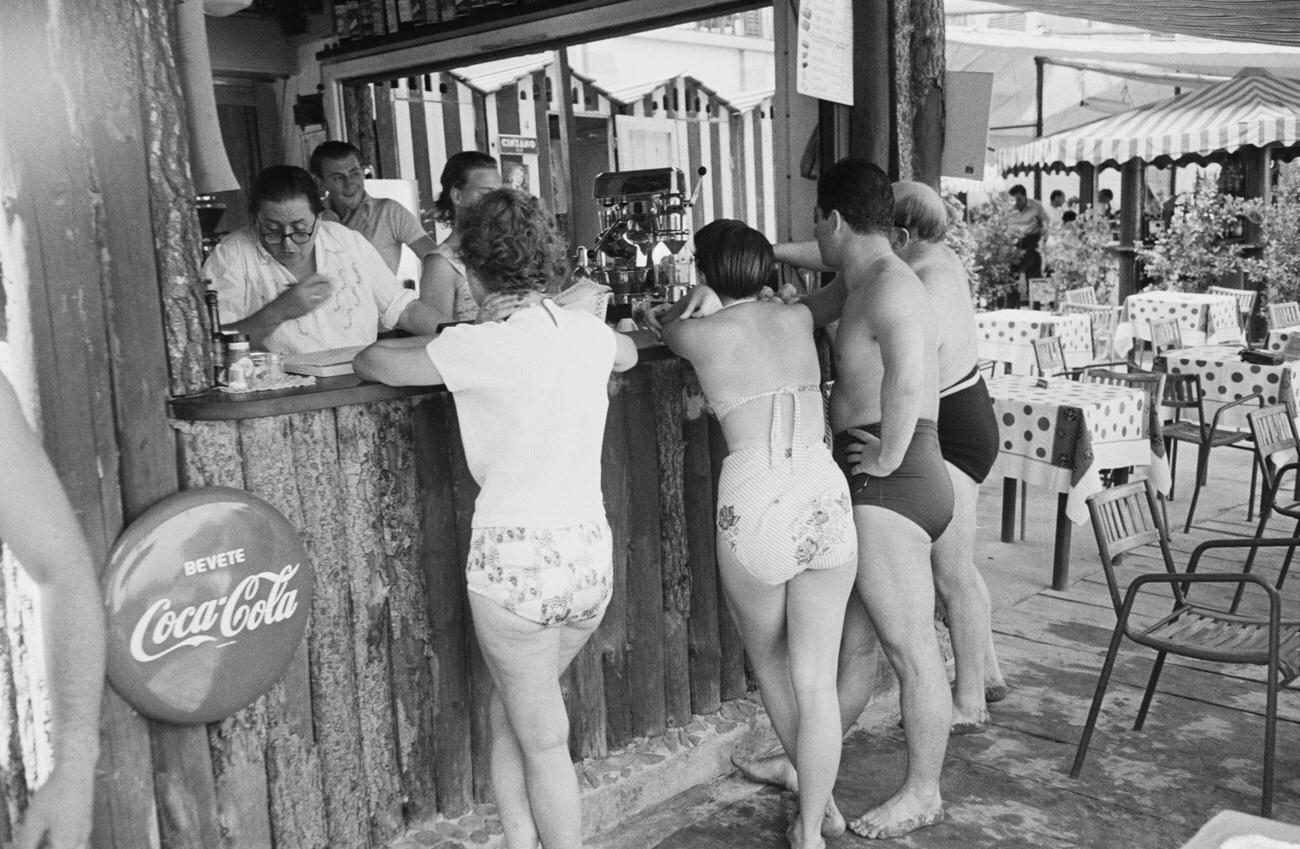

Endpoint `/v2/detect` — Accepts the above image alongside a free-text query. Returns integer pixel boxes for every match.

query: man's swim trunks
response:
[937,366,999,484]
[832,419,955,541]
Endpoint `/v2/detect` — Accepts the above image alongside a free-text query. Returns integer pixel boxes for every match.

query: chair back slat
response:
[1083,368,1165,411]
[1209,285,1258,323]
[1063,287,1098,306]
[1087,480,1175,614]
[1268,300,1300,330]
[976,358,1001,379]
[1031,335,1067,377]
[1248,405,1299,495]
[1150,317,1184,356]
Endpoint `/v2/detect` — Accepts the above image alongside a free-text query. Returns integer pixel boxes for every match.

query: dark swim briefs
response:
[832,419,954,542]
[937,366,999,485]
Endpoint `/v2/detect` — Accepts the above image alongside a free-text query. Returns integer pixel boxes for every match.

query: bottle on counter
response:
[223,332,253,392]
[203,280,225,387]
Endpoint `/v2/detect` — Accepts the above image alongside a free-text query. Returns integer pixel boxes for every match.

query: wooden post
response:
[1118,158,1145,301]
[554,48,582,258]
[908,0,945,187]
[1077,162,1096,210]
[1033,57,1045,200]
[372,81,400,179]
[850,0,892,170]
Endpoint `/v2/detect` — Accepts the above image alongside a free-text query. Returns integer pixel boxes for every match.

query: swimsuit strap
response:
[714,385,820,466]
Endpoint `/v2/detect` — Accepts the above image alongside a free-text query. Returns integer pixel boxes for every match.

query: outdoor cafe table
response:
[1266,324,1300,355]
[975,309,1093,375]
[1153,345,1300,430]
[988,375,1166,590]
[1120,290,1240,349]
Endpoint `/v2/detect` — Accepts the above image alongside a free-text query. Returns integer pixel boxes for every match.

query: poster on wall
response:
[795,0,854,107]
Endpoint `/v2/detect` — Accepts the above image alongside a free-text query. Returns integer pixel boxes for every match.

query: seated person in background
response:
[354,189,637,849]
[1048,189,1066,225]
[202,165,444,354]
[652,219,857,849]
[310,140,437,276]
[420,151,502,326]
[1097,187,1117,219]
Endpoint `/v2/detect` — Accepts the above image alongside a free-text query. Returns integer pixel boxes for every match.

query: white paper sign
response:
[795,0,854,106]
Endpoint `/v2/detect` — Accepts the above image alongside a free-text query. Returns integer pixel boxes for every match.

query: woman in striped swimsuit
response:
[651,220,857,849]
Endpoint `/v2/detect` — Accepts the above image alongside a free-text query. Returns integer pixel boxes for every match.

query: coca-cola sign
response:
[104,487,313,724]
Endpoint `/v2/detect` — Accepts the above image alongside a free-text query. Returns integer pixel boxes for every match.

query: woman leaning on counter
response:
[201,165,443,354]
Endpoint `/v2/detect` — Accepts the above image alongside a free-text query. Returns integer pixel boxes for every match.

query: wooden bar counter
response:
[165,333,748,846]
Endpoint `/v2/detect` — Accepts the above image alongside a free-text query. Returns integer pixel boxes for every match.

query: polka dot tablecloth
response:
[1123,291,1241,346]
[1153,345,1300,430]
[975,309,1094,375]
[1266,325,1300,355]
[987,375,1160,523]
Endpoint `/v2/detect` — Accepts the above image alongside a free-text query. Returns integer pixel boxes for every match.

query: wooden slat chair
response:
[976,358,1002,379]
[1268,300,1300,331]
[1209,284,1258,341]
[1149,317,1183,358]
[1074,479,1300,818]
[1062,286,1099,306]
[1033,333,1127,380]
[1159,372,1261,533]
[1234,405,1300,612]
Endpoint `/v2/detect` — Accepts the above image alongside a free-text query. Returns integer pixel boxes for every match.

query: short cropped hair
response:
[456,189,565,295]
[434,150,499,224]
[1009,184,1027,198]
[892,181,947,242]
[1050,189,1065,202]
[309,140,363,177]
[693,219,775,300]
[247,165,325,216]
[1099,188,1114,202]
[817,158,893,234]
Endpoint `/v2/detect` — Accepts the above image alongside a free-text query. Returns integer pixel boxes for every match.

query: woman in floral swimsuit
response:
[652,220,857,849]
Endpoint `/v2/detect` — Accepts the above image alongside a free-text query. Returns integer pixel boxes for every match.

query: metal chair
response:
[1209,284,1258,341]
[1267,300,1300,331]
[1235,405,1300,611]
[1062,286,1099,306]
[1074,479,1300,818]
[976,358,1002,379]
[1031,335,1071,378]
[1159,373,1261,532]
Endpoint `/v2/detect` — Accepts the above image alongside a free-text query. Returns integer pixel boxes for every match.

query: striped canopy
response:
[996,67,1300,174]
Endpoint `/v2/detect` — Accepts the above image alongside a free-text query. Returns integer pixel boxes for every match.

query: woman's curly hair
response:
[457,189,566,294]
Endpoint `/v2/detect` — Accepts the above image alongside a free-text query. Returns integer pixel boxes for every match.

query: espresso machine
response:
[587,166,706,321]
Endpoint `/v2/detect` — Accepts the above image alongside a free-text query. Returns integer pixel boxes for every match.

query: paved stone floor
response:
[590,443,1300,848]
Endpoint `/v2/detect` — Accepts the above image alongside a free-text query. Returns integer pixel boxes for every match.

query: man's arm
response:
[866,282,925,475]
[799,272,847,328]
[0,375,103,849]
[223,276,333,347]
[354,337,443,385]
[774,240,836,272]
[408,233,439,260]
[395,299,445,336]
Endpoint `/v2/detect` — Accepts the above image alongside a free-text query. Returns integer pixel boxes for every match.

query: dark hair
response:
[1061,210,1078,224]
[1009,184,1027,198]
[693,219,774,300]
[457,189,565,294]
[1050,189,1065,202]
[816,158,893,234]
[309,140,363,177]
[247,165,325,216]
[434,151,499,224]
[1099,188,1114,202]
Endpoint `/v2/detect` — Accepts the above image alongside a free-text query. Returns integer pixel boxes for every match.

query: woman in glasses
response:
[202,165,442,354]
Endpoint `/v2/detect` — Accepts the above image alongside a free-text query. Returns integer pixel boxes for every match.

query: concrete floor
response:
[590,441,1300,848]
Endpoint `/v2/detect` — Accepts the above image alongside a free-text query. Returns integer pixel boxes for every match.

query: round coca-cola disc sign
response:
[103,487,313,724]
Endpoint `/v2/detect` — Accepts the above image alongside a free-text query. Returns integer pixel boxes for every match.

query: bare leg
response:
[931,465,993,732]
[469,593,600,849]
[847,506,948,840]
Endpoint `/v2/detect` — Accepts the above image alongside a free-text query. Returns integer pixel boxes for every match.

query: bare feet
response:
[822,798,846,837]
[733,751,798,792]
[786,810,828,849]
[848,792,944,840]
[951,705,989,736]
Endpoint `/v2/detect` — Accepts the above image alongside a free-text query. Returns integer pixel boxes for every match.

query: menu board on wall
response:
[795,0,854,107]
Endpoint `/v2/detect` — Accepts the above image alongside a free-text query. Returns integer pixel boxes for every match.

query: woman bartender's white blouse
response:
[202,219,416,355]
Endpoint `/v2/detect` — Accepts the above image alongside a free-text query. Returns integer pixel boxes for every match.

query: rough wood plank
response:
[680,369,721,715]
[598,375,633,747]
[372,82,400,179]
[174,420,275,849]
[709,415,747,701]
[651,361,692,729]
[412,397,473,815]
[624,368,667,737]
[334,403,406,837]
[238,417,328,849]
[289,410,370,849]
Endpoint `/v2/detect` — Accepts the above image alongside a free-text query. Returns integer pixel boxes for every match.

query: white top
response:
[426,300,617,528]
[203,220,417,355]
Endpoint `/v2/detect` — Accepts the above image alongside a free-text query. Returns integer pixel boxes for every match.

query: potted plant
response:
[1042,208,1117,303]
[1137,178,1251,292]
[948,195,1023,307]
[1243,164,1300,309]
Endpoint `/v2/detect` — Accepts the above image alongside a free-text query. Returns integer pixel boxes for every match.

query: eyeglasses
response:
[259,215,318,246]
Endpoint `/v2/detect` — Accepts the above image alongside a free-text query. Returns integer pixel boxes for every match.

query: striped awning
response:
[993,0,1300,49]
[996,67,1300,173]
